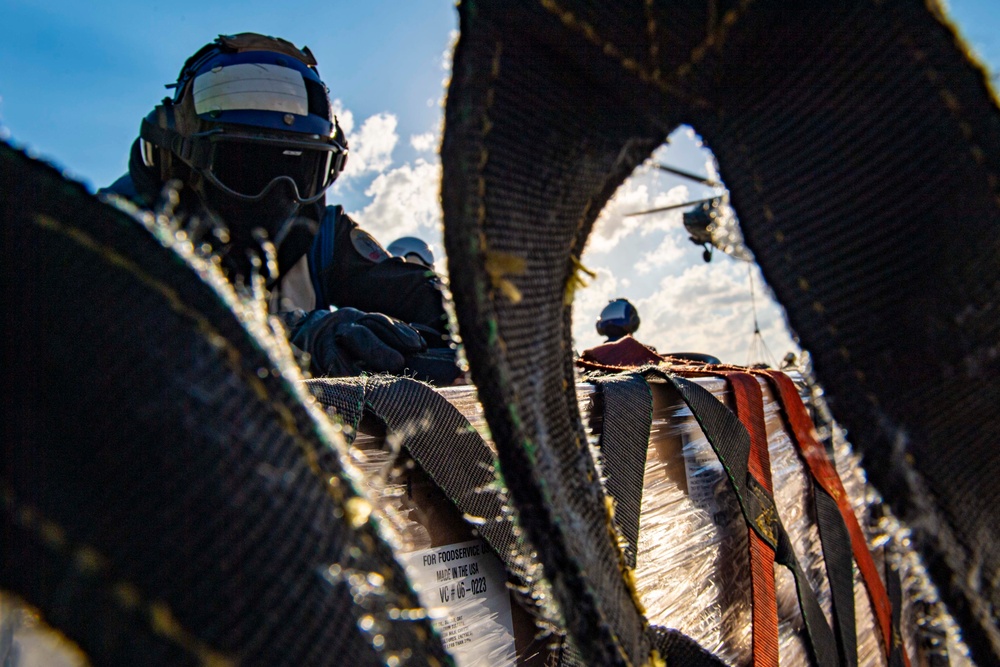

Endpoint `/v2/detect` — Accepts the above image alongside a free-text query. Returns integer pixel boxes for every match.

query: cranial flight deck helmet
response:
[139,33,348,249]
[596,298,641,341]
[387,236,435,268]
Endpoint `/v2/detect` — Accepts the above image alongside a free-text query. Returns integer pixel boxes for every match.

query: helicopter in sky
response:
[625,162,753,264]
[625,160,776,367]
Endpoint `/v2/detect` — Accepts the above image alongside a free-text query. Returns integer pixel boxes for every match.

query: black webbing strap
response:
[771,529,840,667]
[308,376,528,587]
[589,374,654,569]
[639,368,839,667]
[304,378,367,476]
[760,373,858,667]
[814,486,859,667]
[647,626,730,667]
[885,552,907,667]
[557,373,724,667]
[557,635,585,667]
[363,376,518,557]
[305,377,366,440]
[736,369,855,666]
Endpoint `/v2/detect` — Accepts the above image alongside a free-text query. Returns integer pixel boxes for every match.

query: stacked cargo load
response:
[304,373,969,666]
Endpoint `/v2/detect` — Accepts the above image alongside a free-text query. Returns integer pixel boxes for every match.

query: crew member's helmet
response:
[387,236,435,268]
[596,298,641,341]
[139,33,348,250]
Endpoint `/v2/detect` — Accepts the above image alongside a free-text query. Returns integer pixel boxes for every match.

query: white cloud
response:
[636,187,696,236]
[344,112,398,177]
[572,260,797,364]
[330,99,354,135]
[353,158,443,253]
[587,181,650,253]
[441,30,458,80]
[410,131,437,153]
[329,99,399,187]
[585,164,696,256]
[634,233,686,274]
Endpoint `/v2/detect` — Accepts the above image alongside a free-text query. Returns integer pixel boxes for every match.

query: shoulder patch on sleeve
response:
[349,228,390,263]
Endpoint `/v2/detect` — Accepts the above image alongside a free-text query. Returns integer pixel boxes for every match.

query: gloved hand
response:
[404,322,447,348]
[402,347,464,386]
[283,307,427,376]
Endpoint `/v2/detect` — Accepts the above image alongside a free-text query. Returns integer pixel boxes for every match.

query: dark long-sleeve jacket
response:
[102,141,450,346]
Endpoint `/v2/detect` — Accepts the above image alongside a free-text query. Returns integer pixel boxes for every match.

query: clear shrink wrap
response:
[334,375,974,666]
[0,593,88,667]
[625,373,974,666]
[628,375,877,666]
[345,385,567,667]
[2,370,970,667]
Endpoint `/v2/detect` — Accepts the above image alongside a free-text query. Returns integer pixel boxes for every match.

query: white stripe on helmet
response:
[193,63,308,116]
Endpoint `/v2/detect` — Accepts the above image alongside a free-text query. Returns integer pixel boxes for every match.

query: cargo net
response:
[439,2,1000,662]
[0,139,450,667]
[0,124,976,665]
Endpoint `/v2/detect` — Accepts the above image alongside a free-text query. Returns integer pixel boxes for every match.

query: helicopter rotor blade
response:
[653,164,723,187]
[624,196,719,218]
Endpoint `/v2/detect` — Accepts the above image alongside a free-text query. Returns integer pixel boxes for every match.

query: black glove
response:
[284,307,426,376]
[402,347,464,386]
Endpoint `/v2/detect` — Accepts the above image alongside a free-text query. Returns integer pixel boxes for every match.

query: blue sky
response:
[0,0,456,192]
[2,1,997,361]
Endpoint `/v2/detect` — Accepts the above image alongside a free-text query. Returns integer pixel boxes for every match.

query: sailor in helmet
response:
[387,236,435,270]
[596,298,641,342]
[585,299,722,367]
[102,33,457,383]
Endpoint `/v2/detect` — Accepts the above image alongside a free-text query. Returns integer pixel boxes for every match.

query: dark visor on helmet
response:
[193,131,346,203]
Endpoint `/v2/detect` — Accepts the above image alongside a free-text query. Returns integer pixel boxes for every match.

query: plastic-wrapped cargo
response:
[7,362,960,667]
[332,375,974,666]
[630,374,973,666]
[342,384,565,667]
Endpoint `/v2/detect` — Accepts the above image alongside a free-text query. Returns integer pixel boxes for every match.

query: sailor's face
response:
[199,175,301,252]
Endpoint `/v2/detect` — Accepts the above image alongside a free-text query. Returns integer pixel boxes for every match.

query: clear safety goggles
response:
[192,131,347,204]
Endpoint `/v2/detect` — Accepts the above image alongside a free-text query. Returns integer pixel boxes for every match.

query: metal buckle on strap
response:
[745,475,780,549]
